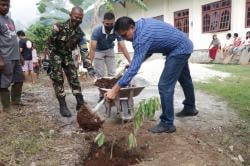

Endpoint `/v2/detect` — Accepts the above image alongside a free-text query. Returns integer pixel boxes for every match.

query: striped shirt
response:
[118,18,193,87]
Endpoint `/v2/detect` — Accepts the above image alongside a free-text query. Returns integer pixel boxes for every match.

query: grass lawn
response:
[195,64,250,122]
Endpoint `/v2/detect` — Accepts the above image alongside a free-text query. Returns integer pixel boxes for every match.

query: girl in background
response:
[32,43,40,82]
[208,34,221,62]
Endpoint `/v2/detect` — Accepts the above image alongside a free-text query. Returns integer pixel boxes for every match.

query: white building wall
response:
[143,0,164,18]
[113,0,250,52]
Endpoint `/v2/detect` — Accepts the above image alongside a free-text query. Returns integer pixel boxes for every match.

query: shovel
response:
[77,65,127,131]
[92,98,105,113]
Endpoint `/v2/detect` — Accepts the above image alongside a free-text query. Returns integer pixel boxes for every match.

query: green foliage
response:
[195,64,250,121]
[108,0,147,10]
[94,97,160,149]
[36,0,148,26]
[125,0,147,10]
[70,0,84,6]
[94,132,105,147]
[26,23,52,53]
[128,97,160,149]
[104,0,114,11]
[55,7,70,14]
[134,97,160,133]
[37,2,46,13]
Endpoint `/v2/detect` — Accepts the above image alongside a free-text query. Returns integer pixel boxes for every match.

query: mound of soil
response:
[77,104,104,131]
[84,143,141,166]
[0,161,5,166]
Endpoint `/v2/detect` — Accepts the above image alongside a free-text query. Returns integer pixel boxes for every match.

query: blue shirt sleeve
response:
[91,27,99,41]
[118,34,151,87]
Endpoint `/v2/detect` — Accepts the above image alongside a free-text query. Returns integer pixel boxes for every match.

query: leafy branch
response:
[94,132,105,147]
[128,97,160,149]
[94,97,160,150]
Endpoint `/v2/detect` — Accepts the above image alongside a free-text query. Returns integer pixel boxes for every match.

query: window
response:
[202,0,231,33]
[246,0,250,27]
[152,15,164,22]
[174,9,189,35]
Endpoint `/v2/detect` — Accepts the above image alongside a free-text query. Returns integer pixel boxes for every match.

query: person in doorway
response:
[106,17,199,134]
[0,0,24,112]
[47,6,93,117]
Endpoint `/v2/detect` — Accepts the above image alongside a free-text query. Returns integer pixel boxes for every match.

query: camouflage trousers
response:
[49,51,82,98]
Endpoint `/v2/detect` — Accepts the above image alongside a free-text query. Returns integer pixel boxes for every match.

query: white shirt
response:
[32,49,38,63]
[102,25,114,39]
[244,38,250,46]
[224,38,233,48]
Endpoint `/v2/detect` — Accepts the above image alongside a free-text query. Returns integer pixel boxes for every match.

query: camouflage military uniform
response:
[47,20,88,98]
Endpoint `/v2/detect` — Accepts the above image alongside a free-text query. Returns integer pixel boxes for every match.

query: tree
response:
[36,0,147,26]
[95,97,160,150]
[26,23,51,53]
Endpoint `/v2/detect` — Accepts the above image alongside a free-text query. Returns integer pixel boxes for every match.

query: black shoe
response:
[57,96,72,117]
[148,124,176,134]
[75,94,85,111]
[0,89,12,112]
[176,109,199,117]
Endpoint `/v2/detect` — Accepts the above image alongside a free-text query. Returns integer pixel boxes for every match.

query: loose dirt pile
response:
[84,143,141,166]
[77,76,122,131]
[94,77,121,89]
[77,104,104,131]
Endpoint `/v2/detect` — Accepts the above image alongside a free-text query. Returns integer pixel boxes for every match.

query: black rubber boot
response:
[75,94,84,111]
[57,96,72,117]
[11,82,24,105]
[0,88,12,112]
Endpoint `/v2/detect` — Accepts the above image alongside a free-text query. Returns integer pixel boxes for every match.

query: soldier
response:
[47,6,93,117]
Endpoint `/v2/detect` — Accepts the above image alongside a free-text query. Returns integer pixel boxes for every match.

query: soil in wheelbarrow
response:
[94,76,121,89]
[77,103,104,131]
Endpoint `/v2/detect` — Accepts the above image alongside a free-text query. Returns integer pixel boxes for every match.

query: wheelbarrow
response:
[99,86,145,123]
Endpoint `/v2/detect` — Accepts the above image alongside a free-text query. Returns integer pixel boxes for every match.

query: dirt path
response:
[0,63,249,165]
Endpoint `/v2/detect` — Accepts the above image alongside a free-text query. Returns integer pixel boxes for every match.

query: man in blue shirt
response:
[106,17,199,134]
[89,12,131,78]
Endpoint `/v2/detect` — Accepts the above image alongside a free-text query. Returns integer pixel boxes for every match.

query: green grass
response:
[0,112,57,164]
[195,64,250,121]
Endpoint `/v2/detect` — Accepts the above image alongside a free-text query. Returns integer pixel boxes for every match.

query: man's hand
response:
[82,58,96,77]
[53,24,60,32]
[0,56,5,73]
[105,84,121,102]
[87,67,96,77]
